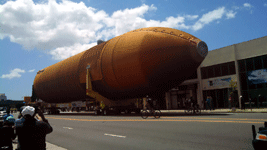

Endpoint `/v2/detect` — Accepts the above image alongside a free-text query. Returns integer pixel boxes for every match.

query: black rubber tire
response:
[195,108,201,114]
[141,110,148,119]
[135,109,141,114]
[184,108,192,114]
[153,110,161,119]
[125,109,131,114]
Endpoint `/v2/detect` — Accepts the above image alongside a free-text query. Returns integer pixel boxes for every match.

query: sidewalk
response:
[161,108,267,113]
[12,141,67,150]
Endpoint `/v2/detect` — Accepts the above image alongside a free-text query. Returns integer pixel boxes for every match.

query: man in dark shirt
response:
[0,117,16,150]
[190,96,198,113]
[15,106,53,150]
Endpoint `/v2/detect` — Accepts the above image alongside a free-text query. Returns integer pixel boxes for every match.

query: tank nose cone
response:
[197,41,208,58]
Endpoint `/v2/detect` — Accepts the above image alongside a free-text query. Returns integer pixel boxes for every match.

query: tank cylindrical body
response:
[33,27,208,103]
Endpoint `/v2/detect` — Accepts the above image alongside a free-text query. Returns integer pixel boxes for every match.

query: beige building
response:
[166,36,267,109]
[0,93,7,101]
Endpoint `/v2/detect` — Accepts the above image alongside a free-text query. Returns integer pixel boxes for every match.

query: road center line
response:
[63,127,73,129]
[104,133,126,138]
[161,116,267,121]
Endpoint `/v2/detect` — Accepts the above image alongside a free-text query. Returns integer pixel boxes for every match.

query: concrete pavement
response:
[12,141,67,150]
[161,108,267,113]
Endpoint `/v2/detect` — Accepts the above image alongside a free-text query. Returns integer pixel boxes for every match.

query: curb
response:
[13,142,67,150]
[160,109,267,113]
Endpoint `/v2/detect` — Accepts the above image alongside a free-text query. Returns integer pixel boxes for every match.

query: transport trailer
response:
[93,97,143,115]
[44,103,60,114]
[86,64,144,115]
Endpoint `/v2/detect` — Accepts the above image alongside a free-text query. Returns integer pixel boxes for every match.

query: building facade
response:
[0,94,7,101]
[166,36,267,109]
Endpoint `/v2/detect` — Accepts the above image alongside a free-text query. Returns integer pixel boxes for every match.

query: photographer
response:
[15,106,53,150]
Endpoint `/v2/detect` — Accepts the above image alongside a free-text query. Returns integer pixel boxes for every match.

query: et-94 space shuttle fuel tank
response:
[33,27,208,103]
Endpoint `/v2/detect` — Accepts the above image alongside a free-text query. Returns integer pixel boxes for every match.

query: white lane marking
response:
[104,133,126,138]
[63,127,73,129]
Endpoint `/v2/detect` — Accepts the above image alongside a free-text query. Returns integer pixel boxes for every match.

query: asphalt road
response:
[38,112,267,150]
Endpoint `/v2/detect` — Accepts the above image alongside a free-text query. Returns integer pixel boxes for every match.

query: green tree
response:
[229,79,238,109]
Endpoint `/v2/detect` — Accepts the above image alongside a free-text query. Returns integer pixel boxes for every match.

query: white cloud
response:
[1,68,25,79]
[0,0,106,50]
[102,4,157,36]
[0,0,245,60]
[28,69,35,72]
[199,7,225,24]
[185,15,199,20]
[192,7,225,31]
[48,42,97,60]
[226,10,237,19]
[243,3,253,14]
[264,3,267,7]
[244,3,252,8]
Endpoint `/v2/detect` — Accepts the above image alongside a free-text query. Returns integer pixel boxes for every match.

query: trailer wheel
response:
[135,109,141,114]
[124,109,129,114]
[114,110,120,115]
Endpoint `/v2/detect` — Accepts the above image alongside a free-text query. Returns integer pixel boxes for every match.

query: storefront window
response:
[238,60,246,72]
[207,67,215,78]
[240,73,248,90]
[246,58,254,71]
[229,62,236,75]
[248,83,256,89]
[263,55,267,69]
[254,56,263,70]
[221,63,229,76]
[201,67,208,79]
[257,83,265,89]
[214,64,222,77]
[241,91,249,102]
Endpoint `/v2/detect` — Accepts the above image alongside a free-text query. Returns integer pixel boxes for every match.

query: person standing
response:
[0,116,16,150]
[190,96,197,113]
[15,106,53,150]
[240,96,245,110]
[206,96,211,111]
[210,96,214,110]
[3,109,14,121]
[258,95,264,107]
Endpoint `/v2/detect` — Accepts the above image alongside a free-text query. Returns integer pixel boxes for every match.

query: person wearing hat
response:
[0,116,16,150]
[14,106,40,150]
[15,106,53,150]
[15,106,36,126]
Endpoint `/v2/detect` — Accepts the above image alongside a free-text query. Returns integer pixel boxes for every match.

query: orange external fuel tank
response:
[33,27,208,103]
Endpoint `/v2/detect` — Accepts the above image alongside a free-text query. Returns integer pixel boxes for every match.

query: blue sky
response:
[0,0,267,100]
